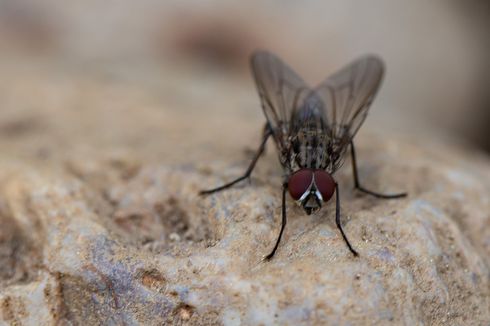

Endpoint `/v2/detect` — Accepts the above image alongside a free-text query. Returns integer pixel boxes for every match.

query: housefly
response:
[200,51,407,260]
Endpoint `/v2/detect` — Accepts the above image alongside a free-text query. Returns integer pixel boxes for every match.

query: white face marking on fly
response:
[296,174,323,204]
[315,188,323,202]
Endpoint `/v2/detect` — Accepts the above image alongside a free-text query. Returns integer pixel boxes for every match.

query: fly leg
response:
[263,183,288,260]
[350,141,407,199]
[335,183,359,256]
[199,125,272,195]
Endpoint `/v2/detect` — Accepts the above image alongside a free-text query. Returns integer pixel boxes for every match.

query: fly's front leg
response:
[263,183,288,260]
[350,141,407,199]
[335,183,358,256]
[199,124,272,195]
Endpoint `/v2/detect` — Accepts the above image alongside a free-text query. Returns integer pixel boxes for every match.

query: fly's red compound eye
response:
[288,169,314,200]
[313,170,335,202]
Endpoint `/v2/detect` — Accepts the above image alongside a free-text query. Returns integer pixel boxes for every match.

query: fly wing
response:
[250,51,311,153]
[313,55,385,148]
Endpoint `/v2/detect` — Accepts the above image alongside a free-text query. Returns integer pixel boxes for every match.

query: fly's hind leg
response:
[350,141,407,199]
[199,124,272,195]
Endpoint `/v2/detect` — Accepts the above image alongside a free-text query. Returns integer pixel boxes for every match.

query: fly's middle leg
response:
[350,141,407,199]
[199,124,272,195]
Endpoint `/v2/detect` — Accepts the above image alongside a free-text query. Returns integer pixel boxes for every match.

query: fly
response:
[200,51,407,260]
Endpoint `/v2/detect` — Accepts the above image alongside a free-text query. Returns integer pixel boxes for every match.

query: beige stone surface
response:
[0,58,489,325]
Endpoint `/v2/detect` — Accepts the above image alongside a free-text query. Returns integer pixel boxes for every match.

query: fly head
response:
[288,169,336,215]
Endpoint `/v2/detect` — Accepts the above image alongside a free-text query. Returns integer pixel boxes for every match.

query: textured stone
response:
[0,135,489,325]
[0,58,489,325]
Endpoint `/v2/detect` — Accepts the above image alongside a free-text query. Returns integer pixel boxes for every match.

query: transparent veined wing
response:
[313,55,385,147]
[250,51,312,152]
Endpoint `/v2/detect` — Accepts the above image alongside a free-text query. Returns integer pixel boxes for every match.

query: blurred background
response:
[0,0,489,164]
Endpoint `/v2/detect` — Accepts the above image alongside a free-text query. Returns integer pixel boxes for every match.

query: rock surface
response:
[0,59,489,325]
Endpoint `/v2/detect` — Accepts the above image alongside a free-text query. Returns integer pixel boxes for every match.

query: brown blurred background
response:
[0,0,489,159]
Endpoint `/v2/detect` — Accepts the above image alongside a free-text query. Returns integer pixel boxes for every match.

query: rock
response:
[0,58,488,325]
[0,135,489,325]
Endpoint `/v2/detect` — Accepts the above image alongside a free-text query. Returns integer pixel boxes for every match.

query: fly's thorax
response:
[287,169,336,214]
[288,129,332,171]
